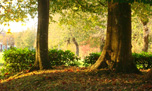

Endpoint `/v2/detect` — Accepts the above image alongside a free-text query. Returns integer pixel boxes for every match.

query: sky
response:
[0,17,37,33]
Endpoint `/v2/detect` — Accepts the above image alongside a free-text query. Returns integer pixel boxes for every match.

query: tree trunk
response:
[141,20,149,52]
[67,38,70,46]
[89,3,139,73]
[30,0,51,71]
[100,37,105,52]
[72,37,79,56]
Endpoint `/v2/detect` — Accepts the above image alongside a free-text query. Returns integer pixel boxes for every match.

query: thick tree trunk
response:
[141,20,149,52]
[72,37,79,56]
[89,3,139,73]
[30,0,51,71]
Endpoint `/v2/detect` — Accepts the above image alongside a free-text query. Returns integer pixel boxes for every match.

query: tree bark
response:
[72,37,79,56]
[89,3,139,73]
[141,20,149,52]
[67,38,70,46]
[30,0,51,71]
[100,37,105,52]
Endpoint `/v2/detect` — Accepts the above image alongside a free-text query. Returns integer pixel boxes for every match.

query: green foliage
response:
[108,0,152,4]
[0,52,4,62]
[132,2,152,24]
[14,29,36,49]
[0,52,4,70]
[2,48,35,74]
[0,0,37,23]
[83,52,101,67]
[1,0,107,24]
[57,10,107,49]
[132,52,152,69]
[1,48,80,74]
[48,49,80,66]
[84,52,152,69]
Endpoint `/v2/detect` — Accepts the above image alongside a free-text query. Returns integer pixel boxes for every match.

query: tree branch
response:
[75,0,98,13]
[98,0,107,7]
[0,3,5,9]
[75,0,87,10]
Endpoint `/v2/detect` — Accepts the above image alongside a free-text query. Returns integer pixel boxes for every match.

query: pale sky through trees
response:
[0,17,37,32]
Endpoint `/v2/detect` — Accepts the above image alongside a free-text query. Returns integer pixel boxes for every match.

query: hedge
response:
[84,52,152,69]
[2,48,79,74]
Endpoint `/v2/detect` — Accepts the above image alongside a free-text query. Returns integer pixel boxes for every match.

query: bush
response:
[2,48,35,74]
[2,48,80,74]
[83,53,101,67]
[84,52,152,69]
[48,49,80,66]
[132,52,152,69]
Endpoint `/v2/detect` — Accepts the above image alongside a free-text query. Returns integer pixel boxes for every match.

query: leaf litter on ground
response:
[0,66,151,91]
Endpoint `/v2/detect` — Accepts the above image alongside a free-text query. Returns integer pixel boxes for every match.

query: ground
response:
[0,66,152,91]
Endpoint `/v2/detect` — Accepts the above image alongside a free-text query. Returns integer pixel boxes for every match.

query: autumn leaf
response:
[62,81,67,85]
[142,84,152,89]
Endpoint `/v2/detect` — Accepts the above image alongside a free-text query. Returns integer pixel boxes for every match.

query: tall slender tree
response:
[30,0,51,71]
[141,18,149,52]
[132,3,152,52]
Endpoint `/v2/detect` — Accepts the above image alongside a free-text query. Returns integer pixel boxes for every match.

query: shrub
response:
[2,48,80,74]
[84,52,152,69]
[83,53,101,67]
[48,49,80,66]
[132,52,152,69]
[2,48,35,74]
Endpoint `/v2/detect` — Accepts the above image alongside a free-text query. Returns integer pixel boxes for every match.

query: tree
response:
[14,29,36,49]
[132,3,152,52]
[30,0,51,71]
[0,0,37,23]
[0,0,51,71]
[59,10,106,56]
[141,18,149,52]
[89,2,139,73]
[1,0,150,72]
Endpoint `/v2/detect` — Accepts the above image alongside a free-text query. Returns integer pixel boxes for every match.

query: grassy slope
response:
[0,67,151,91]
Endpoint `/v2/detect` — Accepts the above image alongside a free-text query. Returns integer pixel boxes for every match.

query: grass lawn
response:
[0,67,151,91]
